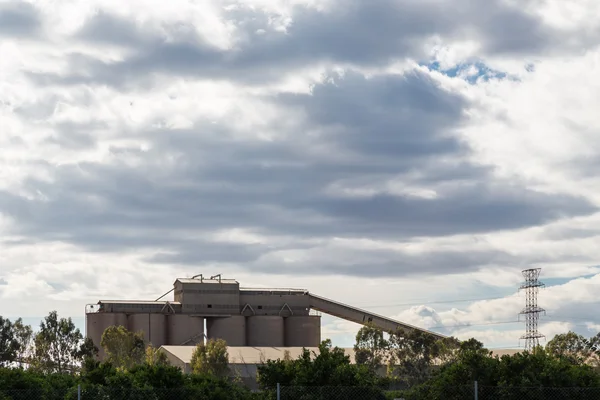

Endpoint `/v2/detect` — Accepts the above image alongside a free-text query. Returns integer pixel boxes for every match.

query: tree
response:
[190,338,229,378]
[587,332,600,368]
[145,344,169,366]
[100,325,145,370]
[546,331,600,367]
[258,339,379,389]
[32,311,95,373]
[12,318,34,367]
[0,317,19,367]
[388,342,600,400]
[386,329,460,386]
[354,324,389,371]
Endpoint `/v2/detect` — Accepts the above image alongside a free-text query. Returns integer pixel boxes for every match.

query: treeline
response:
[2,312,600,400]
[0,359,257,400]
[257,327,600,398]
[0,312,96,372]
[348,326,600,398]
[0,313,256,400]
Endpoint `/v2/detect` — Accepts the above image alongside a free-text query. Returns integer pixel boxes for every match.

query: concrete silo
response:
[247,316,285,347]
[127,313,168,348]
[206,316,246,346]
[284,315,321,347]
[86,312,128,359]
[168,314,204,345]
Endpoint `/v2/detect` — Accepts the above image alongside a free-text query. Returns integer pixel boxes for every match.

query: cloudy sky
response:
[1,0,600,350]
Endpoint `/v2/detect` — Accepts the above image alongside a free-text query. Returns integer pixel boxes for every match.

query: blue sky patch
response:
[421,60,513,84]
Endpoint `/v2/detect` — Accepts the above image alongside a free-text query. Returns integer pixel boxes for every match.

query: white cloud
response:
[0,0,599,350]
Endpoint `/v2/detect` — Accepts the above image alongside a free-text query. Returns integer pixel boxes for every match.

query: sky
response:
[1,0,600,350]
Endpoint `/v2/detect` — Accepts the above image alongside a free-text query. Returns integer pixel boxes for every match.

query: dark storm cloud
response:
[1,69,598,277]
[77,11,152,47]
[278,71,465,160]
[184,245,520,278]
[0,2,41,38]
[23,0,566,88]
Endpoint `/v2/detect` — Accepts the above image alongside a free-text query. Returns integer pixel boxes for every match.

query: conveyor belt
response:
[309,293,446,339]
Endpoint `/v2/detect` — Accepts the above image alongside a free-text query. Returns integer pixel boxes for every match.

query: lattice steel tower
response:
[518,268,545,351]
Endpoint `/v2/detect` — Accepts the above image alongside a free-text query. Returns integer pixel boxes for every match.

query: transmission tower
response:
[518,268,545,351]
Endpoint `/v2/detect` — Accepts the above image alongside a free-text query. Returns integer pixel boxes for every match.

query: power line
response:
[326,317,600,337]
[355,295,512,309]
[355,295,600,312]
[396,315,600,331]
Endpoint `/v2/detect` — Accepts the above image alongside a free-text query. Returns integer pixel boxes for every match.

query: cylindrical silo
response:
[284,315,321,347]
[148,314,167,347]
[247,316,284,347]
[206,316,246,346]
[86,312,128,360]
[168,314,204,345]
[128,313,150,341]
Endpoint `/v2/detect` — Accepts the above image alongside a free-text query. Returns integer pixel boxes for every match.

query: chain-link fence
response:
[478,385,600,400]
[3,385,600,400]
[275,384,600,400]
[0,387,263,400]
[278,385,386,400]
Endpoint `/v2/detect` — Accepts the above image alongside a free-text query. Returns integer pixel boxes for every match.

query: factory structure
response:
[86,274,445,359]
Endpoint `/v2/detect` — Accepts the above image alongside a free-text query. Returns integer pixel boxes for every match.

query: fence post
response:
[474,380,478,400]
[77,384,81,400]
[276,383,280,400]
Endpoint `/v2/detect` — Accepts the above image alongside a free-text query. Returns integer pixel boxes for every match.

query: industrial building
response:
[160,345,385,389]
[159,345,521,389]
[86,274,445,359]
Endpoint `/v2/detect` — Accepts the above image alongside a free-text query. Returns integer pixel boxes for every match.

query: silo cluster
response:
[86,311,205,359]
[86,276,321,359]
[205,314,320,347]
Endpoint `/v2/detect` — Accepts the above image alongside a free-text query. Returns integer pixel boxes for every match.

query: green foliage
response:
[185,374,256,400]
[11,318,34,367]
[395,341,600,399]
[257,339,380,392]
[354,324,389,370]
[146,344,170,366]
[0,360,257,400]
[2,312,600,400]
[190,338,229,378]
[31,311,95,373]
[385,328,460,386]
[101,325,145,370]
[546,331,600,367]
[0,317,19,367]
[0,365,79,400]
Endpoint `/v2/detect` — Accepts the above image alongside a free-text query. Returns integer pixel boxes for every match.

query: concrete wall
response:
[178,280,240,315]
[98,301,182,314]
[239,290,311,316]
